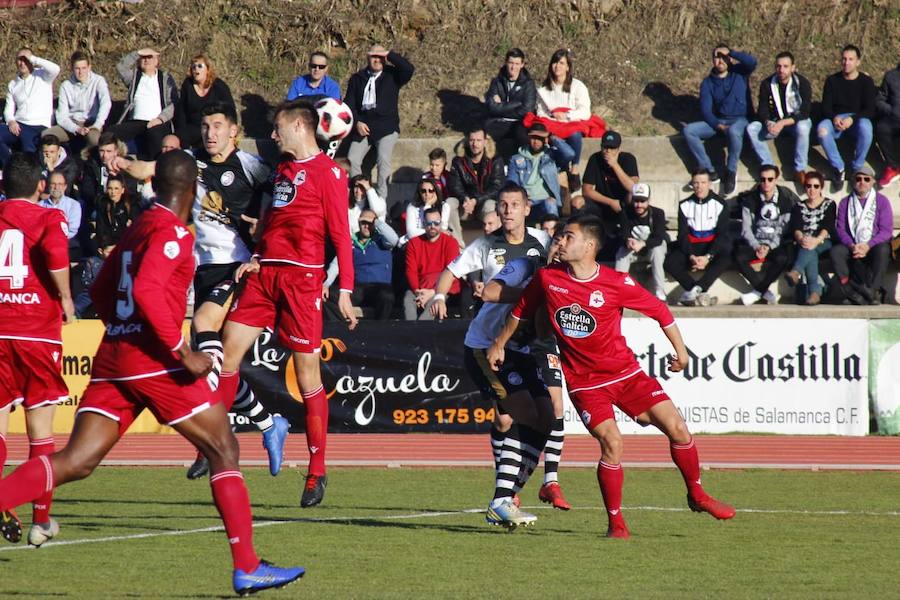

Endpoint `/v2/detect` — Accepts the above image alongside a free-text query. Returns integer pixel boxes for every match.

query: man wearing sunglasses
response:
[733,164,798,305]
[286,51,341,102]
[831,165,894,305]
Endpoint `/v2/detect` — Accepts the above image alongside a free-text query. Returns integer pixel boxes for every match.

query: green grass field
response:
[2,467,898,599]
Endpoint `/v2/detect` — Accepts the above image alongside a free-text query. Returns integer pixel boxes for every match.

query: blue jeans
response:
[0,122,44,166]
[792,239,832,295]
[550,132,583,168]
[816,113,873,173]
[528,197,559,219]
[746,119,812,172]
[683,117,748,174]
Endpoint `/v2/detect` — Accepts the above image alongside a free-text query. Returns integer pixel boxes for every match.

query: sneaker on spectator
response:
[655,289,667,302]
[679,285,701,306]
[878,165,900,188]
[696,291,717,307]
[806,291,821,306]
[741,290,762,306]
[762,290,777,305]
[830,169,845,191]
[721,171,736,196]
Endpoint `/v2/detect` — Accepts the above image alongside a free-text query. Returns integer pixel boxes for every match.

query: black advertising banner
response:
[234,320,495,433]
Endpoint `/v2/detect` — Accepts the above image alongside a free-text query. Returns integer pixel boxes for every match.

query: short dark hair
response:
[70,50,90,65]
[775,51,794,63]
[538,213,560,226]
[497,182,528,204]
[465,125,486,139]
[3,152,44,199]
[309,51,328,64]
[201,101,238,124]
[153,150,197,200]
[842,44,861,58]
[97,131,119,148]
[40,134,61,148]
[759,164,781,179]
[428,147,447,162]
[272,98,318,131]
[566,213,604,250]
[505,48,526,62]
[690,167,713,179]
[803,170,824,187]
[423,205,442,219]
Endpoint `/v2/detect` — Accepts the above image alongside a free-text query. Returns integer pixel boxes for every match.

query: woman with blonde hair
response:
[175,53,235,149]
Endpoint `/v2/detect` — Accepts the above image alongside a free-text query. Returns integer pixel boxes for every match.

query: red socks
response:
[302,385,328,476]
[597,461,624,523]
[209,470,260,573]
[218,371,241,412]
[0,455,54,512]
[670,436,705,499]
[29,438,55,523]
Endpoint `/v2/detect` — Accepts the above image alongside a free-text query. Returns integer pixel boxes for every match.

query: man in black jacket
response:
[484,48,536,158]
[448,127,505,222]
[345,45,414,201]
[875,63,900,187]
[746,52,813,186]
[613,183,669,301]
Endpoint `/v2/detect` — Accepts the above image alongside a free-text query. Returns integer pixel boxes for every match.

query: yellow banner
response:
[6,320,190,434]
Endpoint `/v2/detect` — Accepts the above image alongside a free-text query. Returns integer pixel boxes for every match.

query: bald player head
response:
[152,150,198,222]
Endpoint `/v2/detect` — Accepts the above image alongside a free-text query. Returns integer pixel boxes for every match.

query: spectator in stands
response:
[614,183,668,301]
[576,130,639,260]
[875,61,900,187]
[683,45,757,196]
[784,171,835,305]
[406,177,463,247]
[348,175,386,235]
[831,165,894,305]
[160,133,182,154]
[506,123,562,220]
[482,211,501,235]
[80,132,138,217]
[404,206,463,320]
[345,208,399,320]
[0,48,60,165]
[484,48,536,158]
[95,174,139,258]
[175,53,235,149]
[345,45,414,201]
[38,169,82,258]
[422,147,450,196]
[733,164,797,305]
[746,51,813,186]
[817,44,877,188]
[448,126,505,221]
[286,51,341,102]
[108,48,178,159]
[39,134,80,196]
[538,213,559,237]
[536,49,591,190]
[664,168,732,306]
[44,51,111,152]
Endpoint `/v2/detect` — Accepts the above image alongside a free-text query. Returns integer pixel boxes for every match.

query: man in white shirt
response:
[0,48,60,165]
[43,51,111,151]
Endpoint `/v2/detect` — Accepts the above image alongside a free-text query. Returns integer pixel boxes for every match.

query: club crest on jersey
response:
[293,169,307,186]
[507,371,522,386]
[526,248,541,257]
[272,177,296,208]
[163,241,180,259]
[554,303,597,338]
[589,290,605,308]
[220,171,235,187]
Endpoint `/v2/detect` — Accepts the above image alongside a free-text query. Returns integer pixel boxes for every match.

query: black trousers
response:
[733,243,793,293]
[485,118,529,159]
[664,243,732,292]
[106,120,172,159]
[875,116,900,168]
[830,242,891,292]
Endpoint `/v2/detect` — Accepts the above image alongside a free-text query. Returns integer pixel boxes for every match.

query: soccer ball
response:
[315,98,354,142]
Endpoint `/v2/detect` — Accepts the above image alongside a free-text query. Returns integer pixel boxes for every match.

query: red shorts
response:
[77,371,214,437]
[569,370,670,431]
[228,264,323,353]
[0,338,68,411]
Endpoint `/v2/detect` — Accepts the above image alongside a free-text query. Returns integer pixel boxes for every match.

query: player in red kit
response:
[220,99,357,508]
[488,213,735,538]
[0,153,74,547]
[0,151,304,596]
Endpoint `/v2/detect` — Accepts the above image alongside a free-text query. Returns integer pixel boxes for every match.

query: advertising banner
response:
[868,319,900,434]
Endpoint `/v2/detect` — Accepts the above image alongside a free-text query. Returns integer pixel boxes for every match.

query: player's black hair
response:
[154,150,197,201]
[3,152,43,198]
[497,182,528,204]
[273,98,319,131]
[201,101,238,124]
[566,213,605,250]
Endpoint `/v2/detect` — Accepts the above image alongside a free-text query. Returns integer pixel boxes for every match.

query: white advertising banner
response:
[563,318,869,436]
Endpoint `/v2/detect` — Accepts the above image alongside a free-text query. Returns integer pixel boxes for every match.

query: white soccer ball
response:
[315,98,354,142]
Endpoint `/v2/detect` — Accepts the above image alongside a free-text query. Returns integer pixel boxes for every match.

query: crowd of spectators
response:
[1,40,898,317]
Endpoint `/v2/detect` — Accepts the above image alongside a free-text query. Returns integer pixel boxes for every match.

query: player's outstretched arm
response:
[486,314,525,371]
[662,322,689,373]
[429,268,458,320]
[234,257,261,282]
[337,290,358,330]
[113,156,155,180]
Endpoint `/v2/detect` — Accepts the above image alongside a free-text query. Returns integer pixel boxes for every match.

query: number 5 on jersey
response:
[117,251,135,319]
[0,229,29,289]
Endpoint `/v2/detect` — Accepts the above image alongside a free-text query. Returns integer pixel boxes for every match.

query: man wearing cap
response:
[506,123,562,221]
[107,47,178,159]
[830,164,894,305]
[614,183,669,301]
[345,45,414,201]
[577,130,639,260]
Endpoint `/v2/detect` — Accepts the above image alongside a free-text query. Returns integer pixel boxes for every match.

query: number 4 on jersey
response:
[0,229,29,289]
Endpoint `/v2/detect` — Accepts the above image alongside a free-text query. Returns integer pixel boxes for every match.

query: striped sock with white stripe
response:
[231,378,274,432]
[543,417,565,485]
[195,331,223,391]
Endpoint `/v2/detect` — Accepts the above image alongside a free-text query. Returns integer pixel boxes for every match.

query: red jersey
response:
[512,263,675,392]
[260,152,354,291]
[0,199,69,344]
[89,204,194,380]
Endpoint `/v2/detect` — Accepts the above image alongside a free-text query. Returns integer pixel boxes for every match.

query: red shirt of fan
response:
[512,263,675,392]
[259,152,354,291]
[89,204,195,380]
[0,199,69,343]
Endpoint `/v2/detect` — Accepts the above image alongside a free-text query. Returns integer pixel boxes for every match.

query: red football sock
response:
[0,456,54,512]
[597,460,624,522]
[29,438,55,523]
[218,371,241,412]
[302,385,328,476]
[670,436,705,499]
[0,433,7,473]
[209,470,260,573]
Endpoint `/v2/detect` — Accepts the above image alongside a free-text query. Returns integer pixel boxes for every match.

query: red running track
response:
[4,433,900,470]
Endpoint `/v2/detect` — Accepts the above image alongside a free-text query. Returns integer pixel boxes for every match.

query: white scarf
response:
[362,70,381,110]
[847,188,878,244]
[770,73,802,120]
